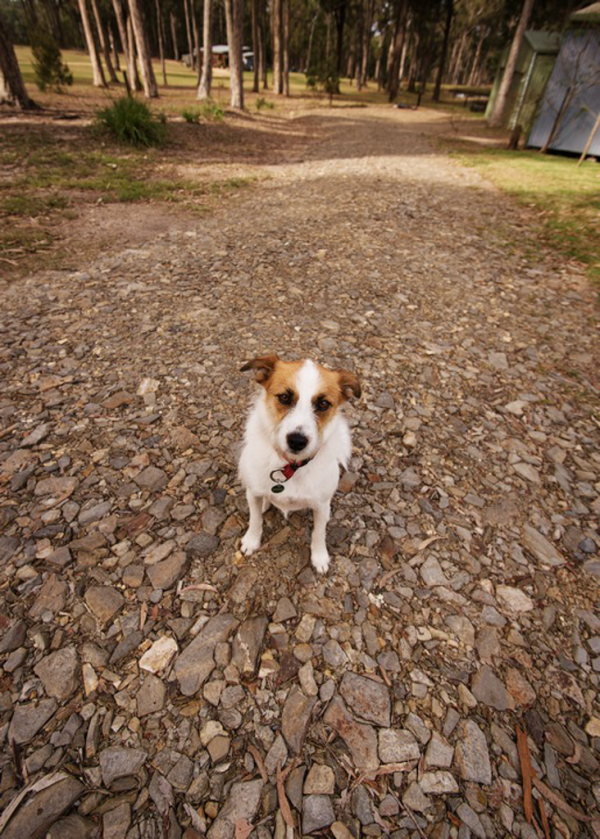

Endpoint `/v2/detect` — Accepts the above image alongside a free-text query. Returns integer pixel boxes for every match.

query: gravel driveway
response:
[0,107,598,839]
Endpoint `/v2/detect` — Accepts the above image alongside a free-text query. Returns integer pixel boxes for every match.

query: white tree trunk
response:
[224,0,244,109]
[272,0,282,94]
[77,0,106,87]
[90,0,118,82]
[197,0,213,98]
[128,0,158,98]
[488,0,535,128]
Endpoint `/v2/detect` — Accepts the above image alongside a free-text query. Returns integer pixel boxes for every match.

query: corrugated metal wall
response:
[528,28,600,155]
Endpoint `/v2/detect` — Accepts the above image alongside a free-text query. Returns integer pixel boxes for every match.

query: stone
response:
[208,735,231,763]
[134,466,167,492]
[475,626,501,663]
[78,500,112,525]
[103,802,131,839]
[282,685,316,754]
[420,556,448,587]
[174,613,238,696]
[186,532,220,558]
[137,673,166,716]
[47,815,97,839]
[419,771,459,794]
[455,720,492,785]
[167,755,194,791]
[265,733,288,777]
[34,476,78,497]
[231,616,268,676]
[146,552,187,591]
[425,731,454,768]
[471,666,514,711]
[445,615,475,646]
[304,763,335,795]
[340,672,391,727]
[323,639,348,667]
[9,698,57,744]
[457,803,486,839]
[522,525,565,567]
[302,795,336,834]
[323,696,379,772]
[506,667,536,706]
[85,586,125,624]
[496,585,534,613]
[406,712,431,744]
[34,646,79,700]
[298,660,319,696]
[1,774,84,839]
[331,822,355,839]
[143,540,175,566]
[0,619,27,653]
[21,423,50,447]
[207,779,263,839]
[99,747,148,786]
[273,596,297,622]
[30,574,67,617]
[139,636,178,673]
[378,729,420,763]
[352,784,374,825]
[402,781,431,813]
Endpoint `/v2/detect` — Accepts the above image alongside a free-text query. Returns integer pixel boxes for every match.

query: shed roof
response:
[570,3,600,24]
[523,30,561,53]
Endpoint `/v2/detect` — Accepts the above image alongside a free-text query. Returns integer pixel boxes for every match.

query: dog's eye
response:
[315,398,331,413]
[278,392,293,406]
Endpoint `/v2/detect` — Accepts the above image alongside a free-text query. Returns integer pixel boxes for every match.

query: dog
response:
[238,355,361,574]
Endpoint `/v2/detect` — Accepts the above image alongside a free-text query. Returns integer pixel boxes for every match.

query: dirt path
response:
[1,107,598,839]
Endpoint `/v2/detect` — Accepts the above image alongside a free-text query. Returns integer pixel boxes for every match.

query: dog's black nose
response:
[287,432,308,453]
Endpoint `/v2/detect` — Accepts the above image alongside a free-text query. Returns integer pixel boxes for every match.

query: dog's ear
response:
[240,355,279,385]
[336,369,361,401]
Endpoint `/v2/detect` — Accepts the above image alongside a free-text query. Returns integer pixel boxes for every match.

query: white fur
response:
[238,360,352,574]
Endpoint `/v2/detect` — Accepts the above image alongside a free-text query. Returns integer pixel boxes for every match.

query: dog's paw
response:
[311,547,330,575]
[241,530,261,556]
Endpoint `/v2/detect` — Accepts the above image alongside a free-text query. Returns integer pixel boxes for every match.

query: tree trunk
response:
[251,0,259,92]
[77,0,106,87]
[191,0,201,83]
[334,2,346,77]
[0,12,36,108]
[224,0,243,108]
[170,10,179,61]
[306,12,317,72]
[451,29,467,84]
[112,0,130,69]
[467,26,486,86]
[197,0,213,98]
[399,16,410,84]
[260,1,267,88]
[183,0,195,68]
[360,0,374,87]
[127,13,143,91]
[109,24,120,70]
[282,0,289,96]
[488,0,535,128]
[90,0,118,82]
[128,0,158,97]
[432,0,453,101]
[387,0,408,102]
[155,0,168,85]
[272,0,282,94]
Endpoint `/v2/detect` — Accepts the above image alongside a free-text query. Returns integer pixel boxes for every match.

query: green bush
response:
[305,58,340,105]
[255,97,274,111]
[182,107,201,124]
[96,97,166,147]
[182,101,225,123]
[31,28,72,92]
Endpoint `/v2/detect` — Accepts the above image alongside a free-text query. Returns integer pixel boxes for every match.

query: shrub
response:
[31,28,73,92]
[96,97,166,147]
[182,101,224,123]
[305,58,340,105]
[182,107,201,124]
[255,97,274,111]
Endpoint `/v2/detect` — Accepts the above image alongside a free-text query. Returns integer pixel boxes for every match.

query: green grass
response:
[452,147,600,283]
[182,101,225,123]
[96,97,166,147]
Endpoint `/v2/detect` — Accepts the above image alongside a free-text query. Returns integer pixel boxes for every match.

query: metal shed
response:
[485,31,561,132]
[528,4,600,155]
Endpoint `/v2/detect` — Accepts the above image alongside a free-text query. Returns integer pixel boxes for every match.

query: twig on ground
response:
[517,725,533,823]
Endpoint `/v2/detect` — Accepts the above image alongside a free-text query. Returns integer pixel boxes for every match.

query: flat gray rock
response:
[231,616,268,676]
[174,613,238,695]
[323,696,379,771]
[455,719,492,785]
[340,672,391,727]
[522,525,565,567]
[1,774,84,839]
[207,779,263,839]
[9,698,58,744]
[302,794,336,834]
[379,728,420,763]
[99,746,148,786]
[471,666,514,711]
[282,684,316,754]
[34,646,79,701]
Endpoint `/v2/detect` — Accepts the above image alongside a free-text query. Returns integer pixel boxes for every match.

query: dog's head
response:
[241,355,361,462]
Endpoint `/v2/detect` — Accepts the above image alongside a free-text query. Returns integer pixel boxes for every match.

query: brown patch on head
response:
[312,365,361,431]
[240,355,280,384]
[263,359,304,422]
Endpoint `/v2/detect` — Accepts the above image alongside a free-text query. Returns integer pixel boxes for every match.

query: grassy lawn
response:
[447,145,600,284]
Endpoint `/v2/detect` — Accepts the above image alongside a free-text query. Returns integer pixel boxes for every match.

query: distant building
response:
[528,3,600,155]
[181,46,253,71]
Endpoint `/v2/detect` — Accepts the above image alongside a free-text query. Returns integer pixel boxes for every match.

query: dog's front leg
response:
[241,490,264,555]
[310,501,331,574]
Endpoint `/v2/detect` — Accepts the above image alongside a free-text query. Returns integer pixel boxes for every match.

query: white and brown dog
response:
[238,355,361,574]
